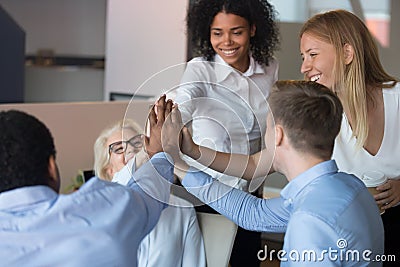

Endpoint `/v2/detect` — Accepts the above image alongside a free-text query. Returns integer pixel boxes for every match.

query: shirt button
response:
[284,198,293,207]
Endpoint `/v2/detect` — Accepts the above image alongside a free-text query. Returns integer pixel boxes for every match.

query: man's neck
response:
[278,152,326,182]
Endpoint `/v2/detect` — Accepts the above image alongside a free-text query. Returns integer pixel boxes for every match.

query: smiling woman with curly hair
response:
[171,1,280,266]
[187,0,279,67]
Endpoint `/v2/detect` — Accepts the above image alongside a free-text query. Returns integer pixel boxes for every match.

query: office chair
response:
[196,212,238,267]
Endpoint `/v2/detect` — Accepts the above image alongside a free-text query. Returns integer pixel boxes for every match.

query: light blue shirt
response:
[0,152,174,267]
[112,154,206,267]
[182,160,384,266]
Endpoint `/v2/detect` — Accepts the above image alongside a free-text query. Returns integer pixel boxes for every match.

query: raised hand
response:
[144,95,171,157]
[161,103,183,162]
[180,126,199,159]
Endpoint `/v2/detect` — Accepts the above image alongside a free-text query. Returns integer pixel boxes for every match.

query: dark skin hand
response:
[144,95,173,157]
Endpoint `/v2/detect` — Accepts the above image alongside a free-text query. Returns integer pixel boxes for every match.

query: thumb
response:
[182,126,190,137]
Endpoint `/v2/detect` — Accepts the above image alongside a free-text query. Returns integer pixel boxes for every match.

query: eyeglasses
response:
[108,134,144,155]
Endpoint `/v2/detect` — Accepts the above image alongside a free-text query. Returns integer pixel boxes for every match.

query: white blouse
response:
[332,83,400,180]
[172,55,278,189]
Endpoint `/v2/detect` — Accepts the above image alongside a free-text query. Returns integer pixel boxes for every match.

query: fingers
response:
[375,188,399,210]
[156,95,166,123]
[171,105,182,124]
[182,126,192,139]
[148,105,157,128]
[155,95,176,124]
[376,182,390,191]
[165,99,173,118]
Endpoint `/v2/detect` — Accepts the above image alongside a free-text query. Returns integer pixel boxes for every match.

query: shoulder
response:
[78,177,125,193]
[181,57,213,79]
[266,57,279,71]
[294,173,365,218]
[255,56,279,80]
[383,81,400,94]
[179,57,215,93]
[76,177,141,206]
[186,57,212,70]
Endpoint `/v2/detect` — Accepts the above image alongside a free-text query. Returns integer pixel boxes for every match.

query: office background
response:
[0,0,399,103]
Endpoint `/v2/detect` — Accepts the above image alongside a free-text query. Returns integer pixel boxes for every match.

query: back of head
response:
[0,110,56,193]
[187,0,279,66]
[268,81,343,159]
[93,118,142,181]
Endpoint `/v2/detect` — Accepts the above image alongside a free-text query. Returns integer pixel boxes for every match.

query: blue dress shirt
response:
[182,160,384,266]
[0,152,174,267]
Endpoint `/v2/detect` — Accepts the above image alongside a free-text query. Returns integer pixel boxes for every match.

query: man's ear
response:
[344,43,354,65]
[48,155,60,192]
[275,125,284,147]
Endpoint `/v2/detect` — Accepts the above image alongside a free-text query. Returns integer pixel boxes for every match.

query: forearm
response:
[128,152,174,206]
[185,144,268,180]
[181,168,289,232]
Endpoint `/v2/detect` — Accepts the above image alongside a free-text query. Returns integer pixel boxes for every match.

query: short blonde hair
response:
[93,118,142,181]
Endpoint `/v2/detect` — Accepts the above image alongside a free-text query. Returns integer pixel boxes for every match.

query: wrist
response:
[186,143,201,160]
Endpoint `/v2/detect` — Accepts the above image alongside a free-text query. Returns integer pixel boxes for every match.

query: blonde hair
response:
[93,118,142,181]
[300,9,398,148]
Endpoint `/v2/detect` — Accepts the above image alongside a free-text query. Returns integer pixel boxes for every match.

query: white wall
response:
[104,0,189,100]
[1,0,398,102]
[0,0,106,102]
[24,66,104,102]
[0,0,106,56]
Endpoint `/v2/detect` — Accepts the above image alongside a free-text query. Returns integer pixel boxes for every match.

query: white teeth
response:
[221,49,237,55]
[310,75,320,82]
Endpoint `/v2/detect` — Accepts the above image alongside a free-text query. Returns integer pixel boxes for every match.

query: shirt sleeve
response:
[174,61,207,125]
[181,207,207,267]
[125,152,175,236]
[182,168,289,232]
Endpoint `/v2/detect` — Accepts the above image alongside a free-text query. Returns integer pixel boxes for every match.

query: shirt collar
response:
[0,185,58,210]
[280,160,338,202]
[243,56,265,76]
[214,54,265,83]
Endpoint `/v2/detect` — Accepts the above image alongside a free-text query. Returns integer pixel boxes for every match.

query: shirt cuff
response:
[152,152,174,165]
[181,167,213,188]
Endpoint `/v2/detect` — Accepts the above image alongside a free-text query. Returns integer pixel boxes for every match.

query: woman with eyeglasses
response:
[93,118,206,267]
[94,119,145,180]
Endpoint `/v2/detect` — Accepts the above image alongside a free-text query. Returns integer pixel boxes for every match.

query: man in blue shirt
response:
[157,81,385,266]
[0,107,173,267]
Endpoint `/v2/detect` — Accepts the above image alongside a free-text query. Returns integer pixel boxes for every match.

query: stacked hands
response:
[144,95,400,210]
[144,95,192,169]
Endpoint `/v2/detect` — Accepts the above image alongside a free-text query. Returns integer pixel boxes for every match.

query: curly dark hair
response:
[0,110,56,193]
[187,0,280,66]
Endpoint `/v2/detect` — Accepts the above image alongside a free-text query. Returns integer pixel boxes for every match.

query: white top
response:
[332,83,400,180]
[113,159,206,267]
[138,194,206,267]
[172,55,278,190]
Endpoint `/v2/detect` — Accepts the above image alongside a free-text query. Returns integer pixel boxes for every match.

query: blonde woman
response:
[299,9,399,263]
[94,119,206,267]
